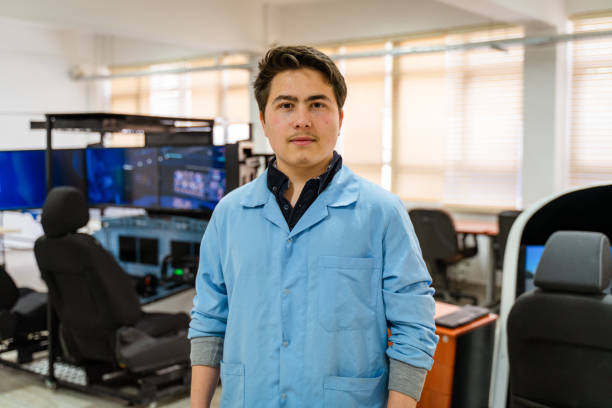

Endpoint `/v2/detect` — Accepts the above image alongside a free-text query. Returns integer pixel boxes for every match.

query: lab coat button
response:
[282,341,289,347]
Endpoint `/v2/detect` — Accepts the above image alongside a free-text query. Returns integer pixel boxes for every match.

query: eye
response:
[278,102,293,110]
[312,102,326,109]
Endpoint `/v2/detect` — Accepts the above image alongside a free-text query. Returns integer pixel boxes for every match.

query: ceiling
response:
[0,0,609,59]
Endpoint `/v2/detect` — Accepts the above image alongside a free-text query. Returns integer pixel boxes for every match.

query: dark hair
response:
[254,45,347,117]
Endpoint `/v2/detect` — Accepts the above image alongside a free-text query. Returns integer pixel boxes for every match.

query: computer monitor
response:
[0,150,46,210]
[86,147,159,207]
[521,244,612,294]
[158,145,226,211]
[0,149,86,211]
[52,148,87,198]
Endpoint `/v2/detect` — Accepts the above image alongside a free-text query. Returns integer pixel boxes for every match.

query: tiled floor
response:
[0,363,222,407]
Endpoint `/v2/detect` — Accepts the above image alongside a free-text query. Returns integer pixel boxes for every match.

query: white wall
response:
[0,17,103,149]
[521,31,568,208]
[99,35,209,67]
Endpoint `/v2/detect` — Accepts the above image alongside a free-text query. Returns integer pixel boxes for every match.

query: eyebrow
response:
[271,94,332,104]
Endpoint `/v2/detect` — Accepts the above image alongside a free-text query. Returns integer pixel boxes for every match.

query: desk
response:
[418,302,498,408]
[454,219,498,236]
[454,219,498,305]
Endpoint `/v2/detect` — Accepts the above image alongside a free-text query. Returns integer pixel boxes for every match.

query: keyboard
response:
[435,305,490,329]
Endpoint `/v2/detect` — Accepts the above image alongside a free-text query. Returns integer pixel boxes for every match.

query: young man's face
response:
[260,68,343,176]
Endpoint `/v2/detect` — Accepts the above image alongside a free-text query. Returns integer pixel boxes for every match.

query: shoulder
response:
[343,166,405,211]
[210,171,268,216]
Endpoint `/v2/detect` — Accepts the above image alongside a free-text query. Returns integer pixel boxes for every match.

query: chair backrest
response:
[0,266,19,310]
[497,210,521,268]
[408,208,458,261]
[507,231,612,407]
[34,187,142,363]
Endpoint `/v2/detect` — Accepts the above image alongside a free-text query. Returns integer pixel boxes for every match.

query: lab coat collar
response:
[239,166,360,236]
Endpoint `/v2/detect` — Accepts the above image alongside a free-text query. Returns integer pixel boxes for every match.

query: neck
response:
[277,156,332,187]
[277,156,332,206]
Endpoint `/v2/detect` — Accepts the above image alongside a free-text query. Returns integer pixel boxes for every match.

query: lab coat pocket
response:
[324,372,386,407]
[318,256,381,331]
[220,361,245,407]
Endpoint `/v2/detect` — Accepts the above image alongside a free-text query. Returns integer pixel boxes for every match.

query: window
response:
[326,26,524,209]
[109,54,251,144]
[569,14,612,186]
[444,28,524,208]
[339,42,387,186]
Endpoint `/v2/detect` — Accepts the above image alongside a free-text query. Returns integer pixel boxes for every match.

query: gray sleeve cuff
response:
[190,336,224,367]
[388,358,428,401]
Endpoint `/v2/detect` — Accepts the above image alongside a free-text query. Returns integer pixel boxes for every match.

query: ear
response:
[338,110,344,134]
[259,111,266,128]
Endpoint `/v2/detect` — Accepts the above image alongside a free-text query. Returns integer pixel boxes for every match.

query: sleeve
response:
[190,336,224,367]
[383,198,439,371]
[188,216,229,341]
[388,358,428,401]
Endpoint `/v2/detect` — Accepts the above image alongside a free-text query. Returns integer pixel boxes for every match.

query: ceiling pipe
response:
[72,29,612,81]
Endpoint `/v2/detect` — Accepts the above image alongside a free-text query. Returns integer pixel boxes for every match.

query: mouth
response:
[290,135,316,146]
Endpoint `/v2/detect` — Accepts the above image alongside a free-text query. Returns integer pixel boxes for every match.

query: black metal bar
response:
[46,305,56,385]
[45,115,53,194]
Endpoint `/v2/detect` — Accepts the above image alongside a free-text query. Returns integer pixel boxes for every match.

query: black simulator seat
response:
[0,266,47,363]
[409,208,479,304]
[507,231,612,408]
[33,186,190,375]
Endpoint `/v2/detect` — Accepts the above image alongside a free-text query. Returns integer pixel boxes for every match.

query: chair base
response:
[0,348,191,407]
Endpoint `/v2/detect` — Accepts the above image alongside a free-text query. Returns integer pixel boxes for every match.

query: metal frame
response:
[18,112,212,406]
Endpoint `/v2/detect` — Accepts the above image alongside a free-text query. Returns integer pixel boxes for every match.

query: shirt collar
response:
[240,162,358,209]
[266,151,342,196]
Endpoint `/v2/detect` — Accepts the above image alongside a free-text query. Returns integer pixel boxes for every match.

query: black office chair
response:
[408,208,478,304]
[34,186,190,375]
[495,210,521,270]
[507,231,612,408]
[0,266,47,362]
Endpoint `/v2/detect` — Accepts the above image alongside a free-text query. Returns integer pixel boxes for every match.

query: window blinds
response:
[395,27,524,208]
[109,55,250,124]
[339,43,387,186]
[569,15,612,186]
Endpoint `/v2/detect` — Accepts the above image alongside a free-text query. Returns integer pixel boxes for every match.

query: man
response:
[189,46,438,408]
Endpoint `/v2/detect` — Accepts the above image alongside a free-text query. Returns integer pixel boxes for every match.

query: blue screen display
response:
[52,149,86,196]
[0,150,46,210]
[158,146,226,211]
[86,147,159,207]
[1,146,226,212]
[0,149,86,210]
[524,244,612,293]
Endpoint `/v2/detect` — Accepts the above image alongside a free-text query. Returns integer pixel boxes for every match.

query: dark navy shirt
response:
[267,151,342,231]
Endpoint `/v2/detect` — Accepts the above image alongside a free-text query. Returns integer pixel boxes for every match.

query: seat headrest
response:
[41,186,89,237]
[534,231,612,294]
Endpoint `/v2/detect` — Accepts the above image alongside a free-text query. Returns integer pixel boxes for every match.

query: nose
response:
[293,106,311,129]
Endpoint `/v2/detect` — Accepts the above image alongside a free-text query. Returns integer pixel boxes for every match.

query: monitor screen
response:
[52,149,87,197]
[522,244,612,293]
[86,147,159,207]
[158,146,226,211]
[0,149,88,210]
[0,150,46,210]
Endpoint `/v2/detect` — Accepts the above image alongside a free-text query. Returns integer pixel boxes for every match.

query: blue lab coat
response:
[189,166,438,407]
